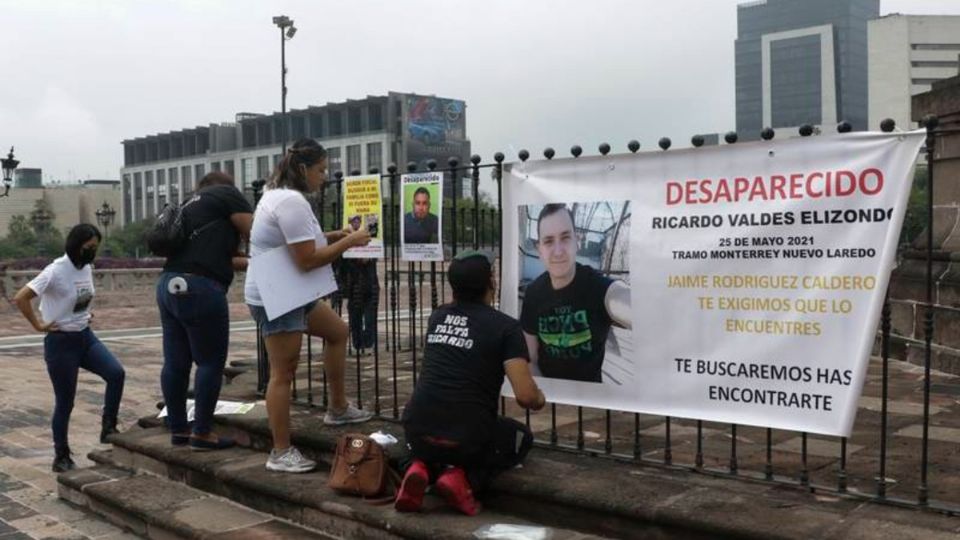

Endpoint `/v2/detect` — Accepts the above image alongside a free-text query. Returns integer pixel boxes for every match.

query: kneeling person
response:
[397,250,545,515]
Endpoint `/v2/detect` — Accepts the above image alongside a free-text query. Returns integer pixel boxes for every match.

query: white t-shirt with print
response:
[244,188,326,306]
[27,255,95,332]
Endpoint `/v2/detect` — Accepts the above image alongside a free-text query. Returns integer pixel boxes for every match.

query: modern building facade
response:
[120,92,469,226]
[735,0,879,140]
[868,14,960,131]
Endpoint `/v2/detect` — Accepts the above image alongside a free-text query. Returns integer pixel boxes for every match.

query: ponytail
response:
[267,138,327,192]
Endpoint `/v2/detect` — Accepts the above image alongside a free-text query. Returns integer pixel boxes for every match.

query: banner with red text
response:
[500,131,925,436]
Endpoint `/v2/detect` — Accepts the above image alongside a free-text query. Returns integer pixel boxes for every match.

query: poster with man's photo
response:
[400,172,444,261]
[502,131,926,437]
[517,202,632,386]
[342,174,384,259]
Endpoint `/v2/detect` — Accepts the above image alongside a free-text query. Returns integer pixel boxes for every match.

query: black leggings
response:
[404,417,533,494]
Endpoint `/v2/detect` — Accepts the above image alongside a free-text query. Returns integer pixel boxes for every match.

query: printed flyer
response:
[400,171,444,261]
[342,174,384,258]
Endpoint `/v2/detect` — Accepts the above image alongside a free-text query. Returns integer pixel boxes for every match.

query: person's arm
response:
[288,229,371,272]
[230,212,253,241]
[523,331,542,376]
[324,228,352,242]
[505,359,546,410]
[604,280,631,329]
[13,286,56,332]
[232,255,249,271]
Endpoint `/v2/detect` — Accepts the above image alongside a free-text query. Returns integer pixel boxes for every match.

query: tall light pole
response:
[272,15,297,153]
[95,201,116,237]
[1,147,19,198]
[31,206,52,257]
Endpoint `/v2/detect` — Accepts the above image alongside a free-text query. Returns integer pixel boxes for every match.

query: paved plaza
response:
[0,303,256,540]
[1,298,959,538]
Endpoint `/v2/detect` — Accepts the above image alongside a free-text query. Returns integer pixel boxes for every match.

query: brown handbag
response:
[328,433,391,498]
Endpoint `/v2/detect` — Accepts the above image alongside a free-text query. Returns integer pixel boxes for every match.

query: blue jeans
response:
[157,272,229,435]
[44,328,125,450]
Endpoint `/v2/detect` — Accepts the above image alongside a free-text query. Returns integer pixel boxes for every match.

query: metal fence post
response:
[919,114,938,506]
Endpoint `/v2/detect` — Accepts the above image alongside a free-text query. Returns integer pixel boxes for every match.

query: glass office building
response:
[735,0,879,140]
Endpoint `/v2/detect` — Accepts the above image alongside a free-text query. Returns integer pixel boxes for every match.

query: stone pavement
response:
[1,299,960,537]
[0,303,256,540]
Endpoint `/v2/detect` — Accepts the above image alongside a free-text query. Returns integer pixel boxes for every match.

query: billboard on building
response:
[402,95,469,171]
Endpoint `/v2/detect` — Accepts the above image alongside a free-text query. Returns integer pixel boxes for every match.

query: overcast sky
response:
[3,0,959,183]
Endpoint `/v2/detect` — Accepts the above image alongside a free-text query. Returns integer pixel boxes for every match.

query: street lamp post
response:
[1,147,19,198]
[31,207,52,257]
[95,201,116,236]
[272,15,297,153]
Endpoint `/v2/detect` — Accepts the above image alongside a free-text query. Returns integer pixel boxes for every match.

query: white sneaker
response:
[323,403,374,426]
[266,446,316,473]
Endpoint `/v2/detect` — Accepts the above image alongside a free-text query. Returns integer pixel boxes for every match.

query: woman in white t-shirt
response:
[246,138,373,473]
[13,224,126,473]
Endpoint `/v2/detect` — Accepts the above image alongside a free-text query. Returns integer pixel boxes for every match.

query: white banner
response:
[501,131,925,436]
[401,172,444,261]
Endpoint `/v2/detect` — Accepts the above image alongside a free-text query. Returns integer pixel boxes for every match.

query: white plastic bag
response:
[473,524,552,540]
[368,430,399,447]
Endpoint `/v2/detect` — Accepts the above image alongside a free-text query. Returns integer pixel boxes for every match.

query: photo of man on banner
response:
[519,202,632,384]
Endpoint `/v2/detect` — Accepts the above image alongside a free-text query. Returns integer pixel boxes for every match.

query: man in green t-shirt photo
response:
[520,203,631,383]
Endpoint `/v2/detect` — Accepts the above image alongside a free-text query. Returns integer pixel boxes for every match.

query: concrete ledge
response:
[131,410,960,540]
[58,463,335,540]
[92,431,608,540]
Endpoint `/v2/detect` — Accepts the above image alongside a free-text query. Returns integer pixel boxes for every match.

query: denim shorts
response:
[248,300,319,336]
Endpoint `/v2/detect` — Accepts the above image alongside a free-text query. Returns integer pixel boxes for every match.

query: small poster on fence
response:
[401,172,444,261]
[342,174,385,259]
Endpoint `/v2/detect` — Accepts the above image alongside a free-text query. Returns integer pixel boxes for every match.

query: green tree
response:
[0,215,37,259]
[29,200,64,258]
[443,191,500,250]
[100,218,153,258]
[900,163,929,248]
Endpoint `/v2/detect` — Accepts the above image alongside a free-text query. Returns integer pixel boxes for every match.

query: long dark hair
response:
[198,171,235,189]
[65,223,102,267]
[268,138,327,192]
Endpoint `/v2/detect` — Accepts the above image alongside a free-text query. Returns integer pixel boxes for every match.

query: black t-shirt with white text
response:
[520,263,614,383]
[163,184,252,288]
[402,302,529,443]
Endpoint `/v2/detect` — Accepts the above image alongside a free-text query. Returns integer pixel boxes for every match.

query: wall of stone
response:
[1,268,247,312]
[885,256,960,375]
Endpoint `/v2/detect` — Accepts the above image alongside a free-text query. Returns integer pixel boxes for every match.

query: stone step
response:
[124,407,960,540]
[87,427,607,540]
[57,463,337,539]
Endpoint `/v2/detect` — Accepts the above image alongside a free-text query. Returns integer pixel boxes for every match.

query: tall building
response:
[120,92,469,226]
[0,183,122,239]
[868,14,960,131]
[735,0,879,140]
[13,168,42,188]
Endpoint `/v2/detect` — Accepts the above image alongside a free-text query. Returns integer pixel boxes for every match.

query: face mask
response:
[78,247,97,267]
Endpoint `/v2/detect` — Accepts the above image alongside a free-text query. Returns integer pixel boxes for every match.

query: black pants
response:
[404,417,533,494]
[44,328,125,450]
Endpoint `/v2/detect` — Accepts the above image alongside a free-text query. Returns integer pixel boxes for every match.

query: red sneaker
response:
[435,466,480,516]
[394,459,429,512]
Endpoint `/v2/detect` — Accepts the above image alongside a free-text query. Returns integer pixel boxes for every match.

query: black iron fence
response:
[254,117,960,516]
